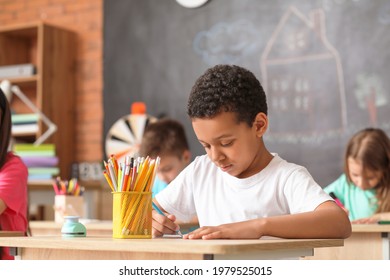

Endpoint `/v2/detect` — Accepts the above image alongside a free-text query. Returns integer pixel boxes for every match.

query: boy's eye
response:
[221,141,233,147]
[160,166,173,173]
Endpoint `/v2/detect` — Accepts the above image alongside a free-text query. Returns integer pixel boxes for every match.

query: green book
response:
[13,143,56,152]
[28,167,60,175]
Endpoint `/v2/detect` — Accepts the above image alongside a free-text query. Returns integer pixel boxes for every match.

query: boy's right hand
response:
[152,210,180,237]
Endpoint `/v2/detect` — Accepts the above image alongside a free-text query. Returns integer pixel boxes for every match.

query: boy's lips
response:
[220,164,232,172]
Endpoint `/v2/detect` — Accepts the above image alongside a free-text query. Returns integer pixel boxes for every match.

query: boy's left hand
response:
[183,220,262,239]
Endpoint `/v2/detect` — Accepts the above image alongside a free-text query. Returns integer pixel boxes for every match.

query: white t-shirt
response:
[155,154,331,226]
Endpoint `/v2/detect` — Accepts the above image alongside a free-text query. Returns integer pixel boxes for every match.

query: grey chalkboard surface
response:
[103,0,390,186]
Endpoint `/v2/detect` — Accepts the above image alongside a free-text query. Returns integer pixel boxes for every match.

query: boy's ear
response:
[253,112,268,137]
[182,150,192,164]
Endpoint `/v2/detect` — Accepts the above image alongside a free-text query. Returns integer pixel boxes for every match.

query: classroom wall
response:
[0,0,104,163]
[2,1,390,189]
[103,0,390,187]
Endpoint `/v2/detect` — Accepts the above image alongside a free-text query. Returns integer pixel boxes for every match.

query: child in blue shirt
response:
[139,118,191,198]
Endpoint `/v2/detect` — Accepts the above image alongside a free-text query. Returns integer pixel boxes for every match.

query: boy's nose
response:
[157,173,169,184]
[210,147,224,162]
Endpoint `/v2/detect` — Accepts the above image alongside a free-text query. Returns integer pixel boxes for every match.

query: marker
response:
[152,201,183,237]
[329,192,345,209]
[378,220,390,225]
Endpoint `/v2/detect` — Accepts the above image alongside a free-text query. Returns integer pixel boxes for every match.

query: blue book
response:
[11,113,39,124]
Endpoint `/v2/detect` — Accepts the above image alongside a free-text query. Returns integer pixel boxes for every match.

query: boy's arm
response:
[183,201,351,240]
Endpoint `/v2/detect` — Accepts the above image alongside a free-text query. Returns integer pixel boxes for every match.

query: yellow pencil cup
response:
[112,191,152,239]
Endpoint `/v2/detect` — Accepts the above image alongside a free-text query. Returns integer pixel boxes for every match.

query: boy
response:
[139,118,192,198]
[152,64,351,240]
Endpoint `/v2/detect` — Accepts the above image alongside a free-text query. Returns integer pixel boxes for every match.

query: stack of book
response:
[12,143,59,182]
[11,113,39,136]
[0,63,36,79]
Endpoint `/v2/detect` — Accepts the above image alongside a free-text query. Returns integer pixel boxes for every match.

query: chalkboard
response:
[103,0,390,187]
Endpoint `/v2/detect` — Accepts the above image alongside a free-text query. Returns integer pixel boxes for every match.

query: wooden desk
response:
[303,224,390,260]
[29,220,199,236]
[30,220,113,236]
[0,231,25,237]
[0,236,343,260]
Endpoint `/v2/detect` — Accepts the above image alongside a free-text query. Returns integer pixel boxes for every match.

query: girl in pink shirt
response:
[0,88,28,260]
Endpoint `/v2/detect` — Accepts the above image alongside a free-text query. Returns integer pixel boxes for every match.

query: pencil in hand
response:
[152,201,183,237]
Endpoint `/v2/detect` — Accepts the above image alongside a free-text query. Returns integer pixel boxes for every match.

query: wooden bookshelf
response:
[0,22,76,178]
[28,180,103,191]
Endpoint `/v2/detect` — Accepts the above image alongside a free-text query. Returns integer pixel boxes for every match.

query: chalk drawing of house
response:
[261,6,347,138]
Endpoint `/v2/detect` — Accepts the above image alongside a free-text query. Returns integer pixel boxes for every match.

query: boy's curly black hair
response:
[187,64,267,127]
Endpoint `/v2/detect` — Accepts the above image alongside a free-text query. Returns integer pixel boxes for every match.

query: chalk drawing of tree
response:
[354,73,387,126]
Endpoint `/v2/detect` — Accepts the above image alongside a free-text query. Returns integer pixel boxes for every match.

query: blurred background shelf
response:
[0,22,76,178]
[28,180,104,191]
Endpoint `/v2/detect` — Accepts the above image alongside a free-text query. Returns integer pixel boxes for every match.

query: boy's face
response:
[192,111,267,179]
[157,152,191,184]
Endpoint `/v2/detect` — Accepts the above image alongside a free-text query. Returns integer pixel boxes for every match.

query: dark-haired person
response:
[152,64,351,240]
[139,118,191,198]
[0,88,28,259]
